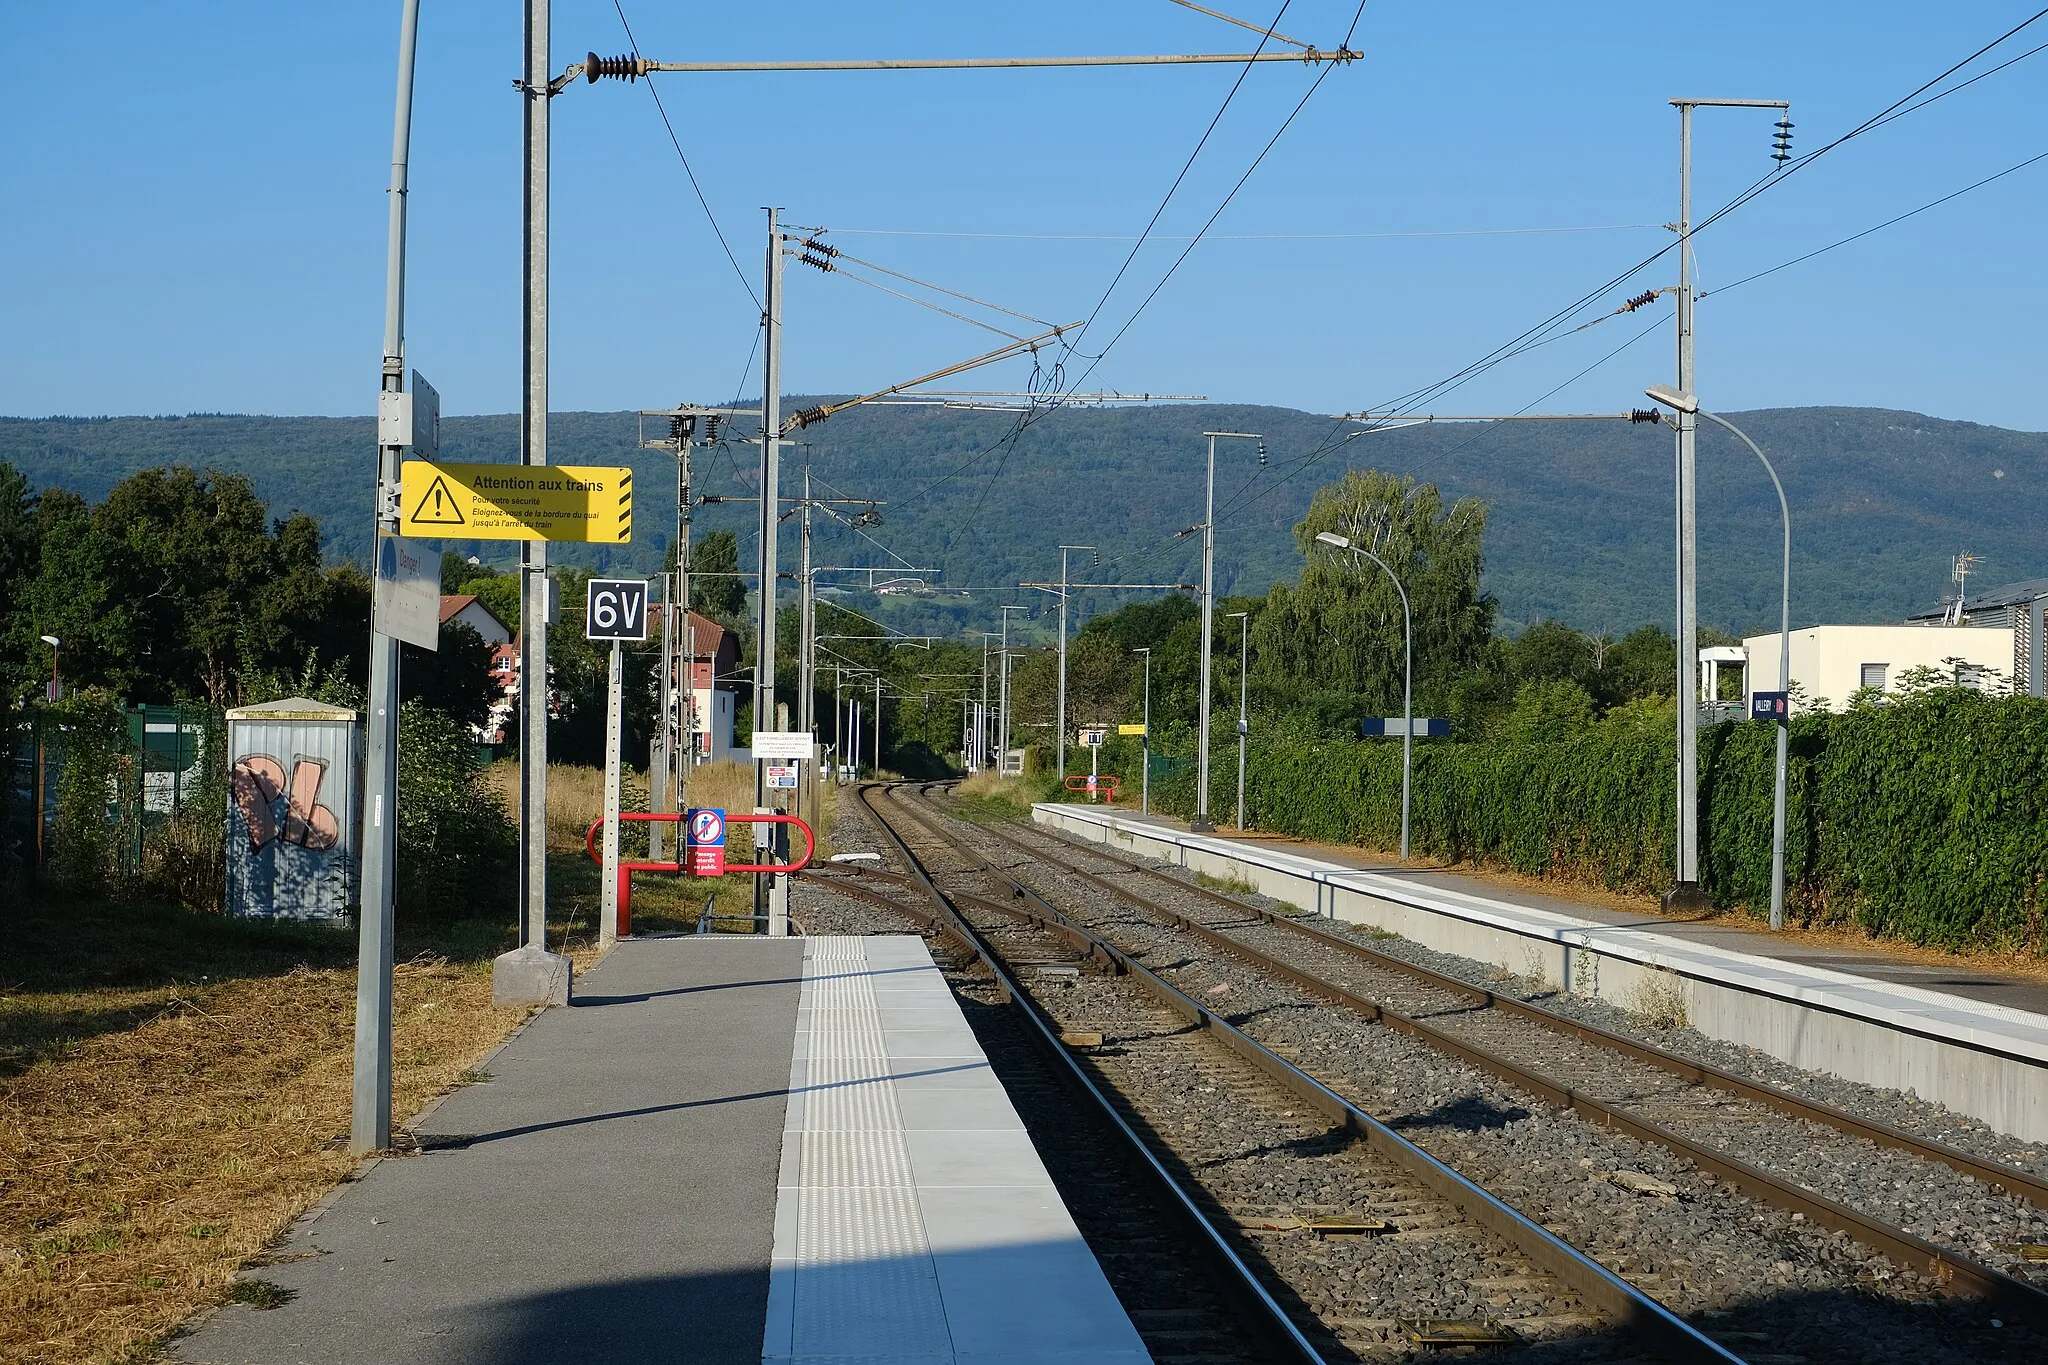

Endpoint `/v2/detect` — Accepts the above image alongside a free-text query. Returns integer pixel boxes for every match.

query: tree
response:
[401,620,500,731]
[685,529,747,624]
[1498,678,1597,742]
[3,467,370,706]
[1252,470,1494,729]
[0,463,45,700]
[1592,625,1675,708]
[1506,620,1596,688]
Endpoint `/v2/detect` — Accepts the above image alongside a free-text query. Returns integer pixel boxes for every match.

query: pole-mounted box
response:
[376,370,440,454]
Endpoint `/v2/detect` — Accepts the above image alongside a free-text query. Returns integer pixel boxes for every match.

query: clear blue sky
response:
[5,2,2045,429]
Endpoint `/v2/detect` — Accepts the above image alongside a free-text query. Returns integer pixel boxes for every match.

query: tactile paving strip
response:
[789,938,953,1360]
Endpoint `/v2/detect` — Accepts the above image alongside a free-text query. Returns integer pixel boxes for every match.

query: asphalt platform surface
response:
[170,937,805,1365]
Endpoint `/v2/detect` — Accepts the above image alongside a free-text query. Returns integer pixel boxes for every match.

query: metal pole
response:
[1140,649,1151,815]
[1194,433,1217,832]
[1236,612,1248,830]
[754,209,784,925]
[676,424,695,800]
[1669,101,1703,910]
[1352,546,1412,863]
[599,639,623,948]
[997,606,1025,771]
[1056,543,1091,780]
[650,572,669,864]
[352,0,419,1154]
[798,465,815,822]
[978,635,990,770]
[1698,407,1792,930]
[874,674,883,775]
[516,0,554,957]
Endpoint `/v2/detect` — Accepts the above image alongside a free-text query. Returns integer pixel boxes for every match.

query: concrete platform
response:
[170,935,1148,1365]
[1039,803,2048,1145]
[766,937,1149,1365]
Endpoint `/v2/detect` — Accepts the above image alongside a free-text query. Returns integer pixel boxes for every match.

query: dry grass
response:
[0,900,534,1364]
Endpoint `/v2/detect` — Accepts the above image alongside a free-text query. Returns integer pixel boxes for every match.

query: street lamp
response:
[1227,612,1250,830]
[1666,96,1791,916]
[1315,531,1412,862]
[1193,431,1263,832]
[1132,646,1152,815]
[1645,384,1792,930]
[39,635,59,703]
[1055,544,1093,782]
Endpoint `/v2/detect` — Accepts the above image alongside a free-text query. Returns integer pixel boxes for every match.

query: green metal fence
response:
[5,701,226,910]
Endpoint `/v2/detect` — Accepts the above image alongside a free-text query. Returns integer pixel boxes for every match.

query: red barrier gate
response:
[584,811,814,937]
[1064,773,1120,804]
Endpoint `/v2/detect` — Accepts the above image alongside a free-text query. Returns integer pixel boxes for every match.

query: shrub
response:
[394,702,516,922]
[1155,689,2048,954]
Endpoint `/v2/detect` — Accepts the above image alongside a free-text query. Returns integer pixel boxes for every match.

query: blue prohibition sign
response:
[687,808,726,847]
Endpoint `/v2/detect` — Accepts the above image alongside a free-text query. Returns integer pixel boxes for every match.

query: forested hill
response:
[2,402,2040,636]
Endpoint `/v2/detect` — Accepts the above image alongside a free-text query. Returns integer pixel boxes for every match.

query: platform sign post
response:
[588,580,650,949]
[687,808,727,877]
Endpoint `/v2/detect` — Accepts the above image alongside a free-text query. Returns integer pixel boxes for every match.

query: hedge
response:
[1150,690,2048,955]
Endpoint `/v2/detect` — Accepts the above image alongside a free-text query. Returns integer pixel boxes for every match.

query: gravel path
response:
[900,791,2047,1365]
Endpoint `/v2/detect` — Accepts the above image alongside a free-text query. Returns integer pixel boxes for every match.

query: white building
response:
[1741,624,2014,714]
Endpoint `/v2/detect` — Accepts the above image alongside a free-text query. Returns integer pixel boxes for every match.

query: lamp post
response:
[1194,431,1262,832]
[1646,384,1792,930]
[1315,532,1412,862]
[39,634,59,703]
[1133,646,1152,815]
[1227,612,1249,830]
[1666,96,1792,914]
[1055,544,1093,781]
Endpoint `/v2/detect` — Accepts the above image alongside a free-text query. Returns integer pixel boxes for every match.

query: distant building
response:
[440,595,516,744]
[439,593,512,646]
[1741,624,2014,714]
[676,610,742,763]
[1906,578,2048,697]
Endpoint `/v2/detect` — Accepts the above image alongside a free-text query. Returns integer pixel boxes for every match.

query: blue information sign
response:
[1751,691,1790,721]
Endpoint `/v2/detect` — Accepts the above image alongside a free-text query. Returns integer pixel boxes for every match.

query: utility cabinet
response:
[224,698,362,921]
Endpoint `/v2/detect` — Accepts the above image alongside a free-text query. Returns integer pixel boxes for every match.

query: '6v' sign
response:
[585,578,650,643]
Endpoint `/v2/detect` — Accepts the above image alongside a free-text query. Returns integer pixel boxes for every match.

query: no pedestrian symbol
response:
[686,808,726,877]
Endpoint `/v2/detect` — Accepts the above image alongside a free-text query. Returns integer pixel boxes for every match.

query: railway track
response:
[825,782,1752,1363]
[810,783,2048,1364]
[980,812,2048,1299]
[1011,817,2048,1212]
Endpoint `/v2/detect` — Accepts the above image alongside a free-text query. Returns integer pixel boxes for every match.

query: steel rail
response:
[847,786,1328,1365]
[872,784,1747,1365]
[1021,816,2048,1215]
[971,810,2048,1326]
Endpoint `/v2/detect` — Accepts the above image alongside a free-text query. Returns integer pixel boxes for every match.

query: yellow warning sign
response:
[399,461,632,543]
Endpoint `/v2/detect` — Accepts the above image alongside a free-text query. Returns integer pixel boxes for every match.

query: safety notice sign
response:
[399,460,633,544]
[686,807,726,877]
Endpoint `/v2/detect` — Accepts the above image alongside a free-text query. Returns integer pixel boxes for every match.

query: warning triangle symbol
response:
[412,474,466,526]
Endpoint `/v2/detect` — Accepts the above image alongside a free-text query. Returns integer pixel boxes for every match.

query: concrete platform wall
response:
[1037,805,2048,1145]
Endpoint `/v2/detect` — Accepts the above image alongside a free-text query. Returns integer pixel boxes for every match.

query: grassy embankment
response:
[0,759,798,1363]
